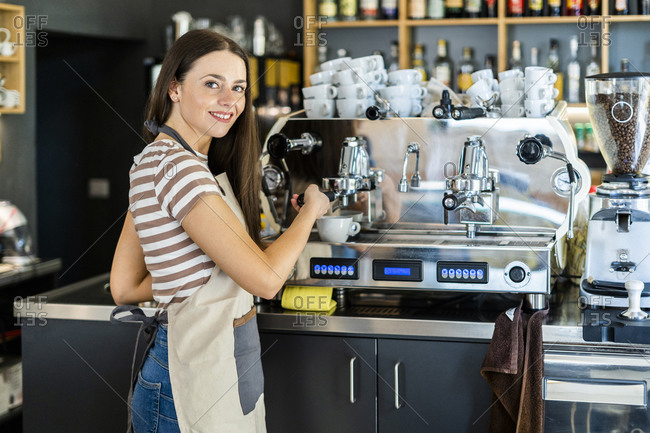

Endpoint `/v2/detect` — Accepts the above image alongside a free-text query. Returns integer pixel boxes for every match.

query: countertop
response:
[0,258,61,289]
[11,272,602,346]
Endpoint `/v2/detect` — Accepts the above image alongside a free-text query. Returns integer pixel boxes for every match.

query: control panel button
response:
[509,266,526,283]
[437,261,488,284]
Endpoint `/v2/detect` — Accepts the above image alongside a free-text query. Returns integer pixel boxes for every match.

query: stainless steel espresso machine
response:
[580,72,650,309]
[262,102,590,309]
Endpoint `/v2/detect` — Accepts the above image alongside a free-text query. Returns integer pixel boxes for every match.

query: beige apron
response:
[166,173,266,433]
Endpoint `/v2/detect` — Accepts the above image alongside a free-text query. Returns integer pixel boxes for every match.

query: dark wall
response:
[36,33,148,285]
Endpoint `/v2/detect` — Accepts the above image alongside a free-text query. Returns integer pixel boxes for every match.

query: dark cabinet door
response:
[377,339,492,433]
[260,332,377,433]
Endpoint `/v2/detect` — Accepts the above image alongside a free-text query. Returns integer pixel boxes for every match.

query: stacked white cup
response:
[467,69,499,108]
[523,66,558,118]
[333,55,387,118]
[379,69,427,117]
[498,69,525,117]
[305,68,338,118]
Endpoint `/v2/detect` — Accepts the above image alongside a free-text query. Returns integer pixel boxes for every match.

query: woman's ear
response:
[168,79,180,102]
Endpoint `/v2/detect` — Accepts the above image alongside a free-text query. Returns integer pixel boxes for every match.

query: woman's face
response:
[169,49,247,143]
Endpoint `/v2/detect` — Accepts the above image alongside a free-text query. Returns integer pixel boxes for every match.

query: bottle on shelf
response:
[360,0,380,19]
[508,40,524,71]
[566,0,583,15]
[409,0,427,17]
[484,0,497,16]
[530,47,539,67]
[433,39,453,88]
[529,0,544,16]
[587,0,601,14]
[621,58,630,72]
[427,0,446,17]
[547,0,562,16]
[340,0,358,20]
[642,0,650,14]
[381,0,399,18]
[388,40,400,72]
[508,0,525,16]
[319,0,339,21]
[574,123,585,150]
[315,45,329,72]
[446,0,465,17]
[412,43,428,81]
[548,39,564,101]
[465,0,482,17]
[457,47,475,93]
[567,35,581,103]
[585,36,601,77]
[584,123,597,152]
[485,54,497,78]
[613,0,629,14]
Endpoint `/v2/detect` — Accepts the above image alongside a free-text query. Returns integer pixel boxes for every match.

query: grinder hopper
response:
[585,72,650,175]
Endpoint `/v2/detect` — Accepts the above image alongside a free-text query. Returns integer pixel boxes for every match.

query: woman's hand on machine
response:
[291,184,330,218]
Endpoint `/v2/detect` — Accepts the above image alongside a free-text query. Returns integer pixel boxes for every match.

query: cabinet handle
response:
[394,361,402,409]
[349,356,357,404]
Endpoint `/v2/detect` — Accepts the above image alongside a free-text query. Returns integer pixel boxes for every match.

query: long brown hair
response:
[144,30,262,248]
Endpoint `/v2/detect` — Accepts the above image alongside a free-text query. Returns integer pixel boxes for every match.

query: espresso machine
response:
[580,72,650,308]
[262,101,590,309]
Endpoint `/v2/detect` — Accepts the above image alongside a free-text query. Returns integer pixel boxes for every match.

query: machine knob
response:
[442,192,465,211]
[508,266,527,283]
[267,133,289,159]
[516,136,545,165]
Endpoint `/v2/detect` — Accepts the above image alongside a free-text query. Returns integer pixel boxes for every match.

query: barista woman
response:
[110,30,329,433]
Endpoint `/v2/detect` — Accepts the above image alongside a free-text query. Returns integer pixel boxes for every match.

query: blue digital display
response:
[384,267,411,276]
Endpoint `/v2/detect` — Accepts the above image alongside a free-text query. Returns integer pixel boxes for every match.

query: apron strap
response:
[144,119,197,157]
[111,305,167,433]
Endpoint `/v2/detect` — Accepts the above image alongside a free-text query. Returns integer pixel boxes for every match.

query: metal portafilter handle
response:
[366,105,388,120]
[451,106,486,120]
[296,191,337,207]
[267,132,323,160]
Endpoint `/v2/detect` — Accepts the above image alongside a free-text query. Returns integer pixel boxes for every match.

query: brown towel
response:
[480,301,548,433]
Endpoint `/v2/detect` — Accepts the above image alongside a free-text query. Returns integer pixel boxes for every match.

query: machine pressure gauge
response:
[550,167,581,197]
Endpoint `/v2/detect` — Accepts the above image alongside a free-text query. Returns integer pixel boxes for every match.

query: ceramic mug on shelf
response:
[471,68,494,84]
[388,69,423,86]
[0,88,19,108]
[309,69,336,86]
[337,83,375,99]
[302,84,337,99]
[0,28,15,57]
[319,57,352,71]
[336,98,367,118]
[524,99,555,118]
[304,98,335,118]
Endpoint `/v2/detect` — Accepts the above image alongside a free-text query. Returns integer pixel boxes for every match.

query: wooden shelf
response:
[406,18,499,26]
[504,15,603,23]
[0,2,25,114]
[608,14,650,22]
[320,19,399,27]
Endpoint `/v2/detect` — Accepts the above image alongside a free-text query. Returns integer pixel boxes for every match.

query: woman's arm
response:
[182,184,329,300]
[110,211,154,306]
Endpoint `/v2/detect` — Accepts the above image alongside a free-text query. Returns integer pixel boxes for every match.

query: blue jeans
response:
[131,324,180,433]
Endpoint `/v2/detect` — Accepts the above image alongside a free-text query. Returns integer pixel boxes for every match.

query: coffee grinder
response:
[581,72,650,308]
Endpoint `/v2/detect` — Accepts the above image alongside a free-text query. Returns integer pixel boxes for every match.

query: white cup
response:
[0,28,15,57]
[337,83,375,99]
[317,216,361,242]
[410,99,423,116]
[302,84,337,99]
[524,99,555,118]
[500,90,525,106]
[0,88,19,108]
[525,85,559,100]
[320,57,351,71]
[332,68,363,86]
[379,84,427,99]
[346,55,385,72]
[385,96,416,117]
[364,69,387,85]
[310,69,336,86]
[500,103,525,117]
[499,76,524,92]
[467,79,499,104]
[524,66,557,88]
[498,69,524,82]
[336,98,367,118]
[471,68,494,83]
[304,98,335,118]
[388,69,423,85]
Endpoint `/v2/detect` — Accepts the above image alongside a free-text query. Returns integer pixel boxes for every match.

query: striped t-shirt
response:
[129,139,222,308]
